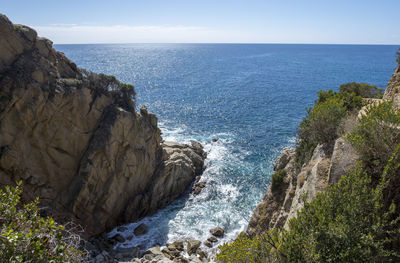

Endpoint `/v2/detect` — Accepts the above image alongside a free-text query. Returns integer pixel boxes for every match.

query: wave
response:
[107,122,253,257]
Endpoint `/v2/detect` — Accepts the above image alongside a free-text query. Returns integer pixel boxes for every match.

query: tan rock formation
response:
[383,66,400,107]
[247,137,359,237]
[328,137,360,185]
[0,14,206,236]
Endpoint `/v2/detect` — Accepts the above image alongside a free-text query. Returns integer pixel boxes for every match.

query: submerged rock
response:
[210,227,224,237]
[203,240,213,248]
[133,223,148,236]
[110,233,125,243]
[191,181,206,195]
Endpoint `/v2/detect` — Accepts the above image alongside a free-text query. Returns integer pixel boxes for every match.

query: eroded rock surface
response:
[383,66,400,107]
[247,138,359,237]
[0,14,206,237]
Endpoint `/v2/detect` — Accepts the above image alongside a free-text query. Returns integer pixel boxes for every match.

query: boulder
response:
[210,227,224,237]
[187,239,201,255]
[133,223,148,236]
[144,246,164,257]
[114,246,140,260]
[162,247,181,258]
[207,236,217,243]
[188,255,203,263]
[172,240,185,251]
[117,226,128,232]
[110,233,125,243]
[203,241,212,248]
[196,248,207,259]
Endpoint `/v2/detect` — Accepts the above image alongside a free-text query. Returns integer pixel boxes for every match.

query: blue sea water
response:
[55,44,398,253]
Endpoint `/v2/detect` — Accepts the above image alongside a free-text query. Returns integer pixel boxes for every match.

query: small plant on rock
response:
[271,169,287,190]
[0,182,85,262]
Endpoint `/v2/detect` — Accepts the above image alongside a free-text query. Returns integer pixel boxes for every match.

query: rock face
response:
[328,137,360,185]
[247,138,359,237]
[383,66,400,107]
[0,14,206,237]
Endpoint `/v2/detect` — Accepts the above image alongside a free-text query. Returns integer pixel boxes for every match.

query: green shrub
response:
[296,83,379,169]
[316,89,364,111]
[271,169,286,190]
[217,231,281,263]
[339,82,383,99]
[301,96,347,146]
[217,164,400,262]
[80,69,136,112]
[0,183,84,262]
[296,95,347,167]
[347,101,400,179]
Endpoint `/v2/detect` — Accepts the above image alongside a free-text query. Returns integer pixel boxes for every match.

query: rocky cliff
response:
[246,138,359,236]
[383,66,400,107]
[0,14,206,237]
[247,65,400,237]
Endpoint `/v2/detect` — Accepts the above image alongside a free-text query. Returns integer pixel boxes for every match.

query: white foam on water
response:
[108,122,263,261]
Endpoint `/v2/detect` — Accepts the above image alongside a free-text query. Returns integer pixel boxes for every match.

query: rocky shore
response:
[82,225,225,262]
[0,13,206,240]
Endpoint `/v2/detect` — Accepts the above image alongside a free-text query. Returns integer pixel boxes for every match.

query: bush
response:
[80,69,136,112]
[339,82,383,99]
[300,96,347,146]
[217,231,280,263]
[271,169,286,190]
[296,83,380,169]
[347,101,400,179]
[296,95,347,168]
[0,183,84,262]
[217,164,400,262]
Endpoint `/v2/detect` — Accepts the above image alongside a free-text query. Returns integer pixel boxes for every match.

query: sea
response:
[55,43,398,254]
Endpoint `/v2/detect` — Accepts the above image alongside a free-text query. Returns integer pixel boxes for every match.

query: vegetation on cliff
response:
[0,183,84,262]
[296,82,382,169]
[218,159,400,262]
[271,169,287,190]
[348,101,400,180]
[217,84,400,262]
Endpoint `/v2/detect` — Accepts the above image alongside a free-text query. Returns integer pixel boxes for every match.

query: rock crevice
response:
[0,14,206,237]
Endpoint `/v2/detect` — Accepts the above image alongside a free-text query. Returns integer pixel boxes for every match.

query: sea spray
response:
[108,123,271,255]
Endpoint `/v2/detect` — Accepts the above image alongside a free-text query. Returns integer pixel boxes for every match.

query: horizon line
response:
[53,42,400,46]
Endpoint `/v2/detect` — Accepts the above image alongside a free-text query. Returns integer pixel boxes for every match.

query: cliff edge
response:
[0,14,206,237]
[247,66,400,237]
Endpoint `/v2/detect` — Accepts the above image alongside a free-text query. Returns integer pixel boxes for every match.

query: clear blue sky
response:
[2,0,399,44]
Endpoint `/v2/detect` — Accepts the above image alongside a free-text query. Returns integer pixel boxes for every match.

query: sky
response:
[1,0,399,44]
